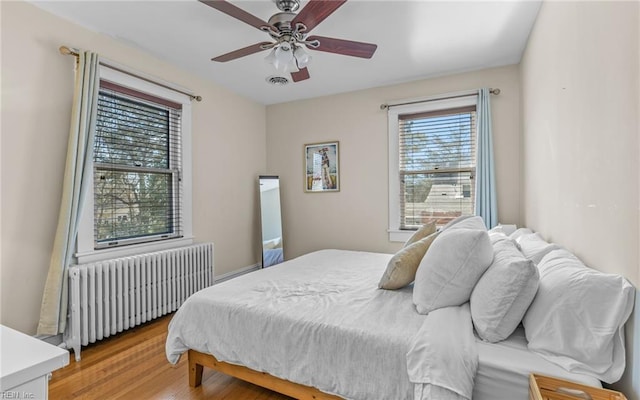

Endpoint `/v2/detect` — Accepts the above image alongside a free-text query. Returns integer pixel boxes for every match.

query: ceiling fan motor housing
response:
[274,0,300,13]
[267,12,297,35]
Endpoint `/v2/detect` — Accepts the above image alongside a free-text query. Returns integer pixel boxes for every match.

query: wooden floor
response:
[49,314,293,400]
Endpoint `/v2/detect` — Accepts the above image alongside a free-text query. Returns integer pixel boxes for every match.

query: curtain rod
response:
[59,46,202,102]
[380,88,500,110]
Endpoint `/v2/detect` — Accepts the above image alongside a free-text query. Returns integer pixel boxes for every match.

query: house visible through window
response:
[93,81,183,248]
[388,95,477,241]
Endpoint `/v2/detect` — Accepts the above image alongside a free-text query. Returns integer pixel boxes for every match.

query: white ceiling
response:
[30,0,541,105]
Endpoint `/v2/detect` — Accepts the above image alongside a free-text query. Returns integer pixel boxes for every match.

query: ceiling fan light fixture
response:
[282,56,299,73]
[264,47,277,64]
[265,42,299,73]
[274,45,293,71]
[293,45,311,68]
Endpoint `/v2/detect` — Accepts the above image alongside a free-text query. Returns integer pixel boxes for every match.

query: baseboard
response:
[214,264,261,284]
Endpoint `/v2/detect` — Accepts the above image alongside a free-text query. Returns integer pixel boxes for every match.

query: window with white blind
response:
[388,96,477,242]
[77,66,193,262]
[93,81,183,248]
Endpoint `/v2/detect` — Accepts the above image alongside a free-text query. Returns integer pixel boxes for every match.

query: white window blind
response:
[398,105,477,229]
[93,81,183,248]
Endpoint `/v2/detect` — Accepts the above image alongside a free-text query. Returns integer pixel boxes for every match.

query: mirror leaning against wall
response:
[259,175,284,267]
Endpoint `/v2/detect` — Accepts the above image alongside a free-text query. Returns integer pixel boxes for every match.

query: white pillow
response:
[516,232,561,264]
[489,224,517,236]
[379,232,439,290]
[444,215,486,231]
[413,228,493,314]
[471,239,539,342]
[488,231,518,247]
[439,215,474,231]
[522,249,635,383]
[509,227,533,241]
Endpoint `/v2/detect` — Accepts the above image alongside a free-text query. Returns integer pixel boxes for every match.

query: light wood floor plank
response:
[49,315,293,399]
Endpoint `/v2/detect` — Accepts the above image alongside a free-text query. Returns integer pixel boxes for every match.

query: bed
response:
[165,247,617,400]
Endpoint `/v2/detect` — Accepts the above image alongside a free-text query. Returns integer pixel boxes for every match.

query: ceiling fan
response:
[199,0,378,83]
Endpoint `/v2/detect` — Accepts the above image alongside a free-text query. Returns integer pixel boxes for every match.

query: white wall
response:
[0,1,266,335]
[520,1,639,398]
[267,65,521,259]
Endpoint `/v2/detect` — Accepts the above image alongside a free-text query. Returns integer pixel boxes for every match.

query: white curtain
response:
[37,51,100,335]
[475,88,498,229]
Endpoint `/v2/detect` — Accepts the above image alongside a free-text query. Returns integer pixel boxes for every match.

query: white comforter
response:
[408,303,478,400]
[166,249,477,400]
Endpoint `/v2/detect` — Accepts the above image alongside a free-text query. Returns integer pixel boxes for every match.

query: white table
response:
[0,325,70,399]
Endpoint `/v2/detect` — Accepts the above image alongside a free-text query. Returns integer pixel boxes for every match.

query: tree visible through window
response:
[93,83,183,248]
[399,106,476,228]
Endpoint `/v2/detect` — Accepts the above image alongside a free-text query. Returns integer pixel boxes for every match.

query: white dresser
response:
[0,325,69,399]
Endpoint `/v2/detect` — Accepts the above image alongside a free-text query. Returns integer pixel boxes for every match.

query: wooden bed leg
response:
[188,350,203,387]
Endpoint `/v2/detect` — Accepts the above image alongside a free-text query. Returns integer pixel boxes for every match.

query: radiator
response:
[65,243,214,361]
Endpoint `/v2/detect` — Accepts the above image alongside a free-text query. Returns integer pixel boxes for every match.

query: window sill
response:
[75,236,194,265]
[388,229,414,243]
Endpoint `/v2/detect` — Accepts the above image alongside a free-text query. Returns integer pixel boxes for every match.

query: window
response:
[77,66,192,263]
[93,81,182,248]
[388,96,477,242]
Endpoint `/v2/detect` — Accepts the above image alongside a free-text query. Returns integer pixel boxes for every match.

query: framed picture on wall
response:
[304,141,340,192]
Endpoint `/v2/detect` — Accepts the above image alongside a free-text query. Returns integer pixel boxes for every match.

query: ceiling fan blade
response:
[212,42,272,62]
[292,0,347,33]
[307,36,377,59]
[199,0,271,31]
[291,67,310,82]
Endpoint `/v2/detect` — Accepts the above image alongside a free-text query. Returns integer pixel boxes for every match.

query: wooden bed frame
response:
[188,350,343,400]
